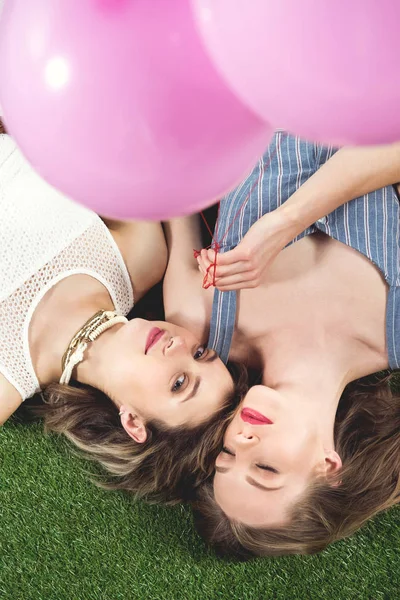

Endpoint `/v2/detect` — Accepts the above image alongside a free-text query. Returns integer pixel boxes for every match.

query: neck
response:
[32,278,115,388]
[263,326,387,385]
[73,321,126,395]
[260,326,388,447]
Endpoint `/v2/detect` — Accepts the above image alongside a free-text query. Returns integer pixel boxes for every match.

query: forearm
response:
[277,142,400,240]
[164,214,202,271]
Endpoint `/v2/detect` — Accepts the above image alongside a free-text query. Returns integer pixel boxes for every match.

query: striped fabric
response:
[208,131,400,369]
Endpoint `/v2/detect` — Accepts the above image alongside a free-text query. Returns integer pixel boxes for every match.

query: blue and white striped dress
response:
[208,131,400,369]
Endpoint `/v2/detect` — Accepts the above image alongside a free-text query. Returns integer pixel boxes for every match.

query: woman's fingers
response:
[212,260,250,278]
[215,270,260,290]
[206,246,250,265]
[197,249,216,285]
[205,247,252,278]
[216,281,259,291]
[197,249,211,271]
[197,258,207,275]
[197,247,259,289]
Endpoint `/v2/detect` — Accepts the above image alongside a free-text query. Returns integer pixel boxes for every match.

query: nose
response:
[234,428,259,447]
[165,335,188,355]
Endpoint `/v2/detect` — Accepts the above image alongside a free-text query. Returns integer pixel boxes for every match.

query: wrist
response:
[273,203,304,242]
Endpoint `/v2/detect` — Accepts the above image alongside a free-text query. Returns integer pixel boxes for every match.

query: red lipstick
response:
[241,408,273,425]
[145,327,164,353]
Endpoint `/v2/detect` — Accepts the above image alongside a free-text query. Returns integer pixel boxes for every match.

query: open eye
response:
[193,345,206,360]
[172,374,187,393]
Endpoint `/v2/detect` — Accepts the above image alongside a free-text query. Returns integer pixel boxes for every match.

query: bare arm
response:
[199,142,400,290]
[164,215,203,270]
[278,142,400,235]
[163,216,211,340]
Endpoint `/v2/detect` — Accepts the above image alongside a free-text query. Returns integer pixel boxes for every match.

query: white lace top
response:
[0,135,134,400]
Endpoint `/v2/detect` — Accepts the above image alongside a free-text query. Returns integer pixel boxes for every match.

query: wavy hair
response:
[193,372,400,557]
[26,361,248,504]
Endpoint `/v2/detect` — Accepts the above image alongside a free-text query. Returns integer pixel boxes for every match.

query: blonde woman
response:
[0,124,244,502]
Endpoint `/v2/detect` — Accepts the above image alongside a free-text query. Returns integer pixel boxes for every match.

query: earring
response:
[118,409,124,416]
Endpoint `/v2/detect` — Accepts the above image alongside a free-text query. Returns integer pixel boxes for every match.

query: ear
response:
[324,450,342,486]
[119,407,147,444]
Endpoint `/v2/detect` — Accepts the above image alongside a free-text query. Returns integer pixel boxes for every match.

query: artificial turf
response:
[1,418,399,600]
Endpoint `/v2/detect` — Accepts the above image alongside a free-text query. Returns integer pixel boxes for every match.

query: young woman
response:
[185,131,400,557]
[0,125,245,502]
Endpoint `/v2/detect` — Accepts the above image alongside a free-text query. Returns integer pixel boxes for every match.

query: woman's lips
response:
[241,408,273,425]
[145,327,164,353]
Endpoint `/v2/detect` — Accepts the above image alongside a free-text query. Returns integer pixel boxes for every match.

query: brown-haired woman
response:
[191,131,400,557]
[0,128,245,503]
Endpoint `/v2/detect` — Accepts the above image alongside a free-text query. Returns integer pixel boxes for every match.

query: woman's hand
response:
[197,141,400,291]
[196,208,294,291]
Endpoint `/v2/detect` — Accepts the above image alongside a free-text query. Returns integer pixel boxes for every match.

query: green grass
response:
[1,420,399,600]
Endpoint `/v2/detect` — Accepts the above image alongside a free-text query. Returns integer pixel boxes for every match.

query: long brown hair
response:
[193,372,400,558]
[26,361,248,504]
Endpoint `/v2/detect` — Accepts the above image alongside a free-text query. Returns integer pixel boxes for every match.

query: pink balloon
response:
[0,0,271,220]
[193,0,400,145]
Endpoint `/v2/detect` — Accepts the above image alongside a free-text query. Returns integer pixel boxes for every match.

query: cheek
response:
[116,355,154,397]
[161,321,194,342]
[260,429,304,468]
[213,472,238,509]
[121,358,141,386]
[206,393,225,414]
[271,413,312,454]
[225,415,242,438]
[278,431,318,473]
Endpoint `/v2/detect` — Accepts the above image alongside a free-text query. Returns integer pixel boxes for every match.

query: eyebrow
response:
[215,467,283,492]
[246,476,283,492]
[182,376,201,403]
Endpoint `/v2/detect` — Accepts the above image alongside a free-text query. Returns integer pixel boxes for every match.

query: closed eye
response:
[222,446,235,456]
[256,464,279,474]
[221,449,278,473]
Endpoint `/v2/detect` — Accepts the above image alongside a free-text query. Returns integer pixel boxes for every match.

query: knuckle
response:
[245,269,258,281]
[242,248,253,261]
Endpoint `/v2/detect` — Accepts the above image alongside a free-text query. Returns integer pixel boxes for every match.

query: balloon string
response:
[194,136,283,289]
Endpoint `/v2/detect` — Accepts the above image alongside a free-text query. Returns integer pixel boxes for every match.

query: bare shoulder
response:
[0,372,23,425]
[102,219,168,301]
